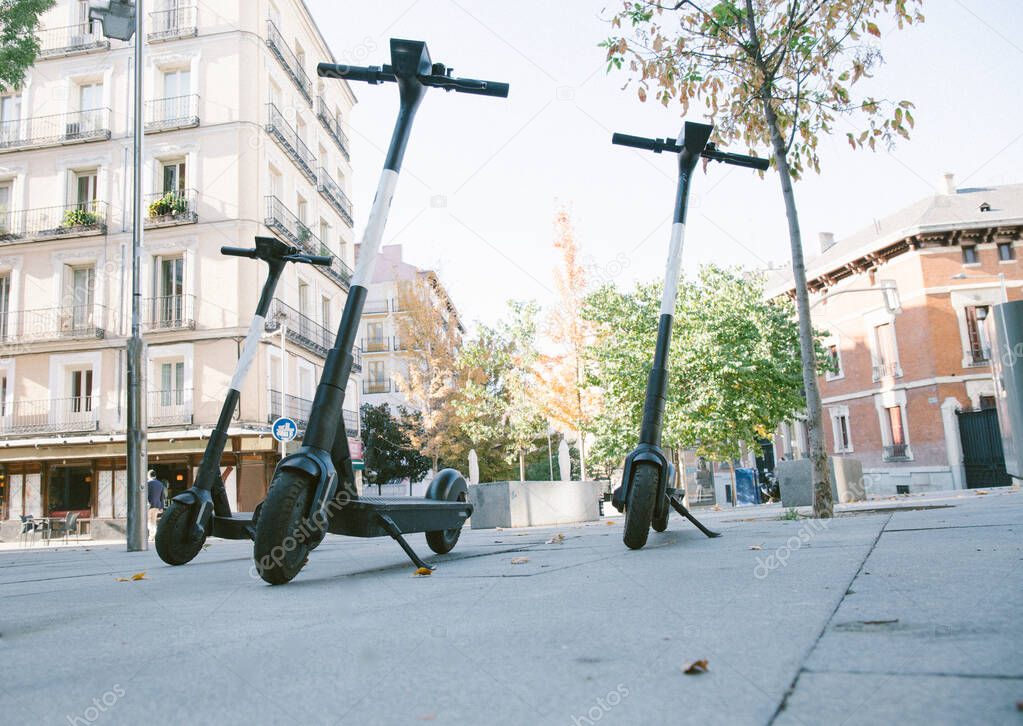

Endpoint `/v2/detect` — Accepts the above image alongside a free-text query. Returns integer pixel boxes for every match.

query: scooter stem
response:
[639,123,712,446]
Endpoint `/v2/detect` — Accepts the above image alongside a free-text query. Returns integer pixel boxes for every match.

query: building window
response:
[78,82,102,112]
[161,158,186,194]
[366,361,387,393]
[0,272,10,340]
[872,322,900,379]
[319,219,329,246]
[163,67,190,99]
[64,265,95,333]
[961,245,979,264]
[154,255,184,324]
[296,194,308,226]
[964,305,991,364]
[69,367,93,414]
[73,169,99,208]
[0,180,12,235]
[883,406,909,460]
[831,412,852,453]
[998,243,1015,262]
[159,360,185,405]
[980,395,997,410]
[0,94,20,144]
[366,322,385,352]
[321,295,331,331]
[825,344,843,379]
[0,369,7,418]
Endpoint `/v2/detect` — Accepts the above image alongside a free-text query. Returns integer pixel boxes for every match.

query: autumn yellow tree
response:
[392,273,463,472]
[536,208,600,480]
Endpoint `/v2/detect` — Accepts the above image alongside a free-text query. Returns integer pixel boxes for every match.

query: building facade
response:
[770,176,1022,496]
[0,0,361,538]
[357,243,463,411]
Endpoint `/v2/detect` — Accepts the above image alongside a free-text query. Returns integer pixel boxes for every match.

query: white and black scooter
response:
[610,122,769,549]
[247,39,509,584]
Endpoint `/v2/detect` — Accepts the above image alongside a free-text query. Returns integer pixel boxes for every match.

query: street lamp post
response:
[811,279,902,313]
[90,1,147,551]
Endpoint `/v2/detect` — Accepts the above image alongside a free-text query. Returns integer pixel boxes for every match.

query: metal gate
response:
[957,408,1011,488]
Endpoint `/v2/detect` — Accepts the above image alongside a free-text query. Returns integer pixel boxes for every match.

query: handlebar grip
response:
[304,255,333,267]
[221,246,258,259]
[454,78,510,97]
[703,150,770,170]
[611,133,666,153]
[317,63,391,84]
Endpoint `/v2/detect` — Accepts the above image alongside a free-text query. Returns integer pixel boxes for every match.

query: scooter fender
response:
[171,487,214,542]
[425,468,469,504]
[277,448,338,528]
[613,444,670,513]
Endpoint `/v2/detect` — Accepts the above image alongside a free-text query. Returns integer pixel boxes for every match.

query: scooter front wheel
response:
[252,470,315,585]
[155,500,207,565]
[623,463,659,550]
[652,502,669,533]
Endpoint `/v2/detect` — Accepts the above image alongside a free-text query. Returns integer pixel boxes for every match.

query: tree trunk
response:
[578,426,587,480]
[519,450,526,482]
[759,94,834,519]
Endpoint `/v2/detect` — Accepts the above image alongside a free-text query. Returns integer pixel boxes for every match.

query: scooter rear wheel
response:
[155,500,206,566]
[652,502,669,533]
[425,491,467,555]
[253,470,314,585]
[623,463,659,550]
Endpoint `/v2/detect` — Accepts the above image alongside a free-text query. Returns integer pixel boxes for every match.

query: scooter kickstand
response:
[376,513,434,571]
[668,495,721,538]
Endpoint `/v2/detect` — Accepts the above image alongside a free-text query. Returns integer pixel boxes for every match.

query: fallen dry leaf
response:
[975,490,989,496]
[546,533,565,545]
[748,545,763,551]
[681,659,709,675]
[711,504,722,512]
[131,572,146,580]
[605,520,616,526]
[413,567,432,577]
[510,557,529,565]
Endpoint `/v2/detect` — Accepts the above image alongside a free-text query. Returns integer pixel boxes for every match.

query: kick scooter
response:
[250,38,509,584]
[610,121,768,549]
[155,236,331,565]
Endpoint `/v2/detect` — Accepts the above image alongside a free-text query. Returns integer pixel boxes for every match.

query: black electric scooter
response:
[155,236,331,565]
[610,121,769,549]
[249,39,509,584]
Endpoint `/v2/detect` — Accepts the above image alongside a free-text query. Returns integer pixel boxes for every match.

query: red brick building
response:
[769,176,1022,496]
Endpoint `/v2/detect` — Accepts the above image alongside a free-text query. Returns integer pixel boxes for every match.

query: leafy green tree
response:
[583,266,830,472]
[0,0,55,93]
[601,0,923,516]
[360,403,430,494]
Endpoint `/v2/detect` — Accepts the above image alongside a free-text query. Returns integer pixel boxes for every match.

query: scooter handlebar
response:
[611,133,672,153]
[317,62,509,98]
[220,246,259,259]
[285,254,333,267]
[702,149,770,171]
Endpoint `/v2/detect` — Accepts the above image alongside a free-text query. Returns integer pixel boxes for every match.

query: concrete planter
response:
[468,480,602,529]
[777,457,865,508]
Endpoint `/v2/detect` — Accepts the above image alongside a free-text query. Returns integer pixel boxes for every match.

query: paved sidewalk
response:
[1,489,1020,725]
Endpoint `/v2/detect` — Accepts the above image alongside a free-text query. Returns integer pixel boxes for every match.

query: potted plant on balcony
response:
[60,207,101,230]
[297,224,312,249]
[148,191,190,220]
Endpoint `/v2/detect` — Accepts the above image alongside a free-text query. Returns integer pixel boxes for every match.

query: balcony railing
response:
[145,95,199,132]
[883,444,910,461]
[0,396,99,435]
[148,4,198,42]
[4,305,107,342]
[316,167,354,227]
[148,388,193,427]
[267,390,359,437]
[362,299,389,315]
[871,361,902,381]
[265,103,316,182]
[352,345,362,373]
[315,97,350,160]
[363,380,391,394]
[0,108,111,152]
[361,337,389,353]
[144,189,198,227]
[140,294,195,331]
[264,195,353,289]
[3,202,109,241]
[265,298,333,357]
[265,20,312,104]
[37,23,109,57]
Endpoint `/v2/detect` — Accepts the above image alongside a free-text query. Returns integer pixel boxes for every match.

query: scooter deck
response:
[209,497,472,542]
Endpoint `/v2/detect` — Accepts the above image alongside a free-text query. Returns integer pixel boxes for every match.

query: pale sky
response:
[307,0,1023,329]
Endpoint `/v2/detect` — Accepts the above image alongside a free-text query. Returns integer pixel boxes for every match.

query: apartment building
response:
[358,244,463,410]
[0,0,361,538]
[769,176,1022,496]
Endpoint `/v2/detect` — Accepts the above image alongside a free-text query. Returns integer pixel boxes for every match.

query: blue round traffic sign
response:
[271,417,298,442]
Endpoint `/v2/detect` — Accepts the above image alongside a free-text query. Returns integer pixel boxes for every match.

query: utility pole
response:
[92,1,148,550]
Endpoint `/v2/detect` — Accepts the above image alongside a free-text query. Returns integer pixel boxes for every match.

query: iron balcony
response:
[145,95,200,132]
[0,108,111,152]
[265,19,312,104]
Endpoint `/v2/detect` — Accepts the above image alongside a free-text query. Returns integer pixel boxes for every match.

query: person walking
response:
[146,470,165,538]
